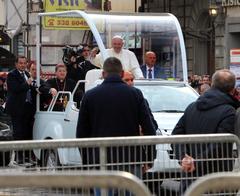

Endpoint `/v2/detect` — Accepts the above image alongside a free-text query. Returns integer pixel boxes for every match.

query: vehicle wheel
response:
[41,149,60,170]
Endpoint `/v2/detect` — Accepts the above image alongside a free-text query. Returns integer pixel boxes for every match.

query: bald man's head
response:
[123,71,134,87]
[212,69,236,93]
[145,51,156,68]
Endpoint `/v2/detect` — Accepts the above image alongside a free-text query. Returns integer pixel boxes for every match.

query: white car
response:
[33,78,199,170]
[134,80,199,172]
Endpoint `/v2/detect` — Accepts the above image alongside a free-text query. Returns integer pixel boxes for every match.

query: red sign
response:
[230,49,240,64]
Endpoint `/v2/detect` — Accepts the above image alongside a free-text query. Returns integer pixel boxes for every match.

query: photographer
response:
[63,44,99,91]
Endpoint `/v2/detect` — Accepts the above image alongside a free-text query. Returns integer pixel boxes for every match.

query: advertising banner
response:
[43,0,102,30]
[230,49,240,64]
[230,49,240,86]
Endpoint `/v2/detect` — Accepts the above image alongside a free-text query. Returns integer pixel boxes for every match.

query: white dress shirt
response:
[18,70,28,81]
[146,66,155,79]
[94,48,143,79]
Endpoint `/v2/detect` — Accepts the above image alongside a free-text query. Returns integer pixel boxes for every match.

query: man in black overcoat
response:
[76,57,156,176]
[172,69,239,195]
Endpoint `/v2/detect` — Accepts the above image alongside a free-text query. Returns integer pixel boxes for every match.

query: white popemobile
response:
[33,11,199,170]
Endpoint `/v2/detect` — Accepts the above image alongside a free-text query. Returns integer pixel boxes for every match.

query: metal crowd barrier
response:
[0,134,238,196]
[0,170,151,196]
[184,172,240,196]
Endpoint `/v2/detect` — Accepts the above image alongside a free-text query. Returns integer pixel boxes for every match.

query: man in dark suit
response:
[28,62,46,130]
[76,57,156,168]
[6,56,34,141]
[122,71,158,132]
[141,51,166,79]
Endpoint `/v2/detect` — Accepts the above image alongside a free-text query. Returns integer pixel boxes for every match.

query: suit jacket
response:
[76,75,156,164]
[6,69,31,116]
[140,64,166,79]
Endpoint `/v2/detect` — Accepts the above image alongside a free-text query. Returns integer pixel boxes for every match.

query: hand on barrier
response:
[181,154,195,173]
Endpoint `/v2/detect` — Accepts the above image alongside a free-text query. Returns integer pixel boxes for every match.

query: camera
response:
[62,45,84,65]
[190,80,200,88]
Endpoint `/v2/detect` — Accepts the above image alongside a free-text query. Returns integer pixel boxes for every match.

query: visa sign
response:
[43,0,87,30]
[48,0,80,6]
[44,0,86,11]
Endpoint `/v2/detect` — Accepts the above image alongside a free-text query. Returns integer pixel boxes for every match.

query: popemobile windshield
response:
[35,10,187,88]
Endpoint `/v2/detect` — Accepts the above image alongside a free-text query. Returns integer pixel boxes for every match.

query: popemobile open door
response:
[36,10,187,84]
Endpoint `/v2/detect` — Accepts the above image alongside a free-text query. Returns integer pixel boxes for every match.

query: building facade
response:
[141,0,215,75]
[223,2,240,80]
[142,0,240,76]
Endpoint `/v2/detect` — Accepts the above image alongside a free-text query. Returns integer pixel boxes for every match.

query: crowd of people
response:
[0,35,240,195]
[0,35,170,129]
[0,35,176,121]
[189,73,240,101]
[188,74,211,95]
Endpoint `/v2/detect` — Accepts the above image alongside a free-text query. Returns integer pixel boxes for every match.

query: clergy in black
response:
[39,64,81,111]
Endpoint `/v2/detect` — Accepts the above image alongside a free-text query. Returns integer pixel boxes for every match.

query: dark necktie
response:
[32,80,37,88]
[21,72,32,103]
[21,72,26,81]
[148,69,153,79]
